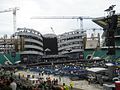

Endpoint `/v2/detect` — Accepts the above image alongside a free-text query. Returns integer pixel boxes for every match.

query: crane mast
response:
[12,7,19,33]
[0,7,19,33]
[50,27,55,34]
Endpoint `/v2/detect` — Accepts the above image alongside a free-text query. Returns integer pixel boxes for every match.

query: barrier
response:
[103,84,115,90]
[115,81,120,90]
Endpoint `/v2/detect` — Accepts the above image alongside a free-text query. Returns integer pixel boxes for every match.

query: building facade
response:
[84,14,120,61]
[15,28,43,63]
[58,30,86,59]
[43,34,58,55]
[0,35,14,54]
[0,35,20,64]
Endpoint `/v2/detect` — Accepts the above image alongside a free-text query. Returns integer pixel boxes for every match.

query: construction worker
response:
[63,83,66,89]
[65,85,69,90]
[63,83,69,90]
[70,81,74,89]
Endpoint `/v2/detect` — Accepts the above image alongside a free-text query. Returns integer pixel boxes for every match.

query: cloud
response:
[0,0,120,36]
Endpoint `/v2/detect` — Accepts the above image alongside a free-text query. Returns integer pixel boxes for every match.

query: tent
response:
[86,67,107,73]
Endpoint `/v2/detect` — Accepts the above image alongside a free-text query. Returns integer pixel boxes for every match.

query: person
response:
[55,79,58,85]
[63,83,66,90]
[42,72,44,76]
[59,76,61,82]
[70,81,74,89]
[88,78,91,85]
[10,77,17,90]
[65,85,69,90]
[63,83,69,90]
[2,81,12,90]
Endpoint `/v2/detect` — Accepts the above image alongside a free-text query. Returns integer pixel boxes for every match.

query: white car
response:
[113,76,120,82]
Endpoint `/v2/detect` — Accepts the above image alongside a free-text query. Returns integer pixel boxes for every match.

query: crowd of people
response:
[0,76,17,90]
[0,68,75,90]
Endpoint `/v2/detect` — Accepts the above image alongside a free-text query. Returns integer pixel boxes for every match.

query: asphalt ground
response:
[15,71,103,90]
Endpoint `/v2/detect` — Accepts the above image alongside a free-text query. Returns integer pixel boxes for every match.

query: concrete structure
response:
[58,30,86,59]
[84,14,120,61]
[43,34,58,55]
[15,27,43,63]
[0,36,14,53]
[0,35,20,64]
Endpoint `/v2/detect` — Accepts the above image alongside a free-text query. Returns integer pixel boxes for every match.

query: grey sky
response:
[0,0,120,37]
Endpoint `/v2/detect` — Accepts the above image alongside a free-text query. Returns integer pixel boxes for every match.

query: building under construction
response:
[0,35,20,65]
[84,13,120,63]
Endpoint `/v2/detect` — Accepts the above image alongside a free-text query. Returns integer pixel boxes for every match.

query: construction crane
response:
[85,28,103,32]
[50,27,56,34]
[0,7,19,33]
[31,16,95,30]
